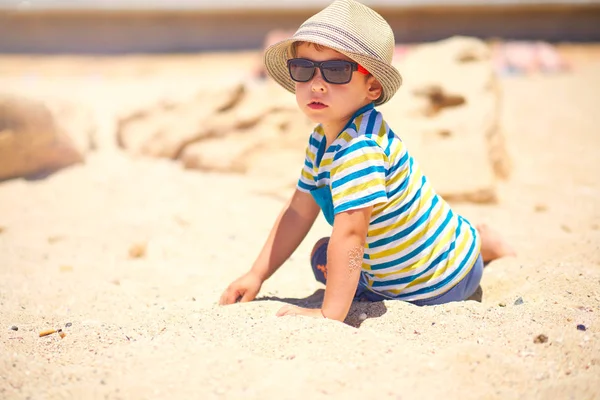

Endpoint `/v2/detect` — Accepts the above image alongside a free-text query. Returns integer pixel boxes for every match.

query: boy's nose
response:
[311,69,326,92]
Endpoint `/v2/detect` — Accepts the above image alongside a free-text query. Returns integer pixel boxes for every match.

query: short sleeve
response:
[330,137,388,214]
[296,133,321,193]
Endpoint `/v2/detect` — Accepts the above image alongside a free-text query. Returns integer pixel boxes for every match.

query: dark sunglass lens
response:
[289,59,315,82]
[322,61,353,84]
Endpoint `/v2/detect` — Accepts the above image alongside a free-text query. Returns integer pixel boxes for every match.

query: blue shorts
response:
[310,238,484,306]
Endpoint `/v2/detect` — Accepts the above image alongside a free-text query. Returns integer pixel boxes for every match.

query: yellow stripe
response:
[378,118,387,138]
[374,122,387,148]
[372,226,455,283]
[354,115,364,130]
[338,131,355,143]
[320,156,333,167]
[371,166,421,218]
[405,229,471,289]
[332,177,386,203]
[331,152,385,176]
[301,169,313,181]
[369,187,435,237]
[368,201,445,262]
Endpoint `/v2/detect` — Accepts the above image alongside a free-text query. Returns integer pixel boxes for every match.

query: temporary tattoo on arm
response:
[347,245,364,275]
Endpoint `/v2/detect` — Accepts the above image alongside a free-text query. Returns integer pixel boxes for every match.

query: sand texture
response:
[0,42,599,399]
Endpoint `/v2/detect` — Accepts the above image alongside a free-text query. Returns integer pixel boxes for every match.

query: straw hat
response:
[263,0,402,105]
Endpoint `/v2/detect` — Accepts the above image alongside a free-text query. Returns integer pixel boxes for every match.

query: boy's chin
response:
[302,113,326,124]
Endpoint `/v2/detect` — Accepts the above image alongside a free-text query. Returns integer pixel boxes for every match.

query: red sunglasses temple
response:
[357,64,369,75]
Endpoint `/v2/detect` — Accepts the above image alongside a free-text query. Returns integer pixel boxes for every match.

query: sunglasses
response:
[287,58,369,85]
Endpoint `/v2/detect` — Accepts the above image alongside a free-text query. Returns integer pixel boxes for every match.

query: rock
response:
[128,243,146,259]
[0,94,94,181]
[10,325,18,331]
[179,83,312,188]
[514,297,524,305]
[117,83,246,159]
[577,324,587,331]
[534,334,548,344]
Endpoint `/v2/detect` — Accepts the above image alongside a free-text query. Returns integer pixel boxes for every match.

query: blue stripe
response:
[333,139,378,162]
[370,190,438,247]
[371,239,455,287]
[335,190,388,214]
[385,128,396,154]
[386,157,414,199]
[315,135,326,169]
[371,173,424,225]
[309,135,321,150]
[369,205,453,271]
[331,165,385,189]
[304,159,314,169]
[387,150,408,175]
[298,180,314,191]
[364,109,378,137]
[403,224,477,297]
[316,171,331,181]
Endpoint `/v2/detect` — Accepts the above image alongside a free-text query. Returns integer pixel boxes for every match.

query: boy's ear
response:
[366,76,383,101]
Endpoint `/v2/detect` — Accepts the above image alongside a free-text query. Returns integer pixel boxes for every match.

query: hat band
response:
[295,22,382,60]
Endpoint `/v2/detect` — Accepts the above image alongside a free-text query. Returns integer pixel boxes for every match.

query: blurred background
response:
[0,0,599,53]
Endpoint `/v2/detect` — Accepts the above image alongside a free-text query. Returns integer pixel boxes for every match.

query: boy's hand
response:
[276,305,324,319]
[219,272,263,305]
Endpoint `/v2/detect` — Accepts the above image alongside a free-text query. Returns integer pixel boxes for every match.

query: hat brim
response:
[264,38,402,106]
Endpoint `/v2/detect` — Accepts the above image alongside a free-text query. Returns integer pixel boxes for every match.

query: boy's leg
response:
[310,237,330,284]
[477,224,516,263]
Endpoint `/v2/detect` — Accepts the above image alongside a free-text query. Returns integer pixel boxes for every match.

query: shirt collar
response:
[339,102,375,134]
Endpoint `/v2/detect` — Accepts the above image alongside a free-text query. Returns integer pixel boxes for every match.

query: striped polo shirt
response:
[297,103,481,301]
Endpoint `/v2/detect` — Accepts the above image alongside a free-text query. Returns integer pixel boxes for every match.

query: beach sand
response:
[0,47,599,399]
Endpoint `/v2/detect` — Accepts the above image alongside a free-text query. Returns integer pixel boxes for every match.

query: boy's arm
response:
[220,188,320,305]
[250,188,321,281]
[276,205,372,320]
[321,206,372,321]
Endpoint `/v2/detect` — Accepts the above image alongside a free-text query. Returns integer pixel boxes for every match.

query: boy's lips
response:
[307,100,328,110]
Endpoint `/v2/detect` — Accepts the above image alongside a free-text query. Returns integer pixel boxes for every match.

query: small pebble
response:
[128,243,146,259]
[10,325,18,331]
[514,297,524,306]
[534,334,548,344]
[499,302,506,307]
[65,322,72,328]
[358,313,367,321]
[577,324,587,331]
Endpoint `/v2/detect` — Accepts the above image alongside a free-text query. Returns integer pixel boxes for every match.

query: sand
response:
[0,48,599,399]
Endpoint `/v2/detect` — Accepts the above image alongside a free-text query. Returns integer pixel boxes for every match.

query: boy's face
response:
[293,43,382,135]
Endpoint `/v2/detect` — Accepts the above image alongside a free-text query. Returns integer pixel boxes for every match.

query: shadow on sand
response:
[256,289,388,328]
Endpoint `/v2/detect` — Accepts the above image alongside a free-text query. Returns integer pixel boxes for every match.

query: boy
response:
[219,0,514,321]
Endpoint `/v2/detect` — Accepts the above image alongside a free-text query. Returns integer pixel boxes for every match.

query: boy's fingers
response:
[219,288,240,305]
[239,289,256,303]
[276,305,296,317]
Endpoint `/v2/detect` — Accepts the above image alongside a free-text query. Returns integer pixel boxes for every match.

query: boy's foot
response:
[476,224,516,263]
